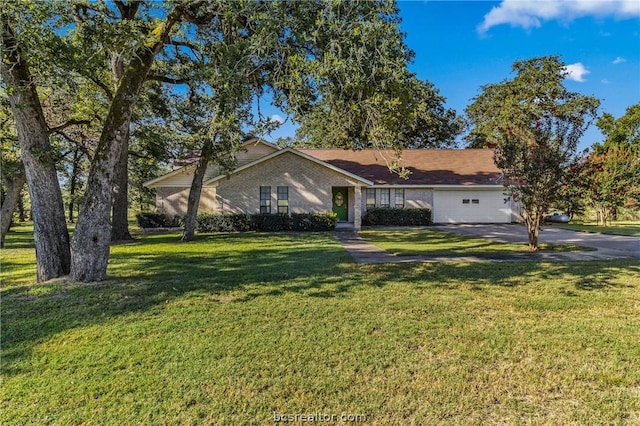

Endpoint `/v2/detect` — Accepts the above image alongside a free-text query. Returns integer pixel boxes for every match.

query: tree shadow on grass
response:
[2,230,639,376]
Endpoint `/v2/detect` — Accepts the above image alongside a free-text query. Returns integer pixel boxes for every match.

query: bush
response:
[195,212,338,232]
[136,212,180,229]
[196,213,252,232]
[362,208,431,226]
[252,213,292,231]
[291,212,338,231]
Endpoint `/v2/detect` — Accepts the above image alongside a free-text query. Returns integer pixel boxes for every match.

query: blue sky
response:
[268,0,640,151]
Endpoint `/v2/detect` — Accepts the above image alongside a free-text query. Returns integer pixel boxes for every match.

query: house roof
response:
[204,147,374,186]
[298,149,502,185]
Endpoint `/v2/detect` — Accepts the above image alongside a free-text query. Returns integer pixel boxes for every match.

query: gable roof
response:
[298,149,502,185]
[144,138,279,188]
[204,147,374,186]
[172,137,279,168]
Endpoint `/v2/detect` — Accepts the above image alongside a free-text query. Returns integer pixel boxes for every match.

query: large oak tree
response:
[1,18,72,280]
[4,0,434,281]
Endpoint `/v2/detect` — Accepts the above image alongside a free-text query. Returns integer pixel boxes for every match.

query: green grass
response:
[360,228,587,257]
[553,221,640,237]
[2,226,640,425]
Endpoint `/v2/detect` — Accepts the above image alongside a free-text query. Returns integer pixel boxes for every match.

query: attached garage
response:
[433,189,512,223]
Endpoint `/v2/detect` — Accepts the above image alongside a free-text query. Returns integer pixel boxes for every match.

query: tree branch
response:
[114,0,140,20]
[168,39,199,50]
[48,119,92,134]
[51,130,94,160]
[86,74,114,101]
[147,75,187,85]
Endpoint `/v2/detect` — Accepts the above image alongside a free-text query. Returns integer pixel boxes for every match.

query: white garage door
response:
[433,190,511,223]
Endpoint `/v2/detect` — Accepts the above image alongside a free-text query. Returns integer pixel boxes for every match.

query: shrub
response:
[251,213,292,231]
[136,212,179,229]
[195,212,338,232]
[291,212,338,231]
[362,208,432,226]
[197,213,252,232]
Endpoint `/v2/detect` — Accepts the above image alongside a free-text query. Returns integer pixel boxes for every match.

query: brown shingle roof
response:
[298,149,501,185]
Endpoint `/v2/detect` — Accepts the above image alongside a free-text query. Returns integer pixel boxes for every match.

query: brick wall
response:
[216,151,361,216]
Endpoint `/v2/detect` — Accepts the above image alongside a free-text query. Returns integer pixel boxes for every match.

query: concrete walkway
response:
[333,229,638,264]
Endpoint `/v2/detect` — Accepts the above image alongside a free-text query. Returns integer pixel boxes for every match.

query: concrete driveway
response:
[433,224,640,260]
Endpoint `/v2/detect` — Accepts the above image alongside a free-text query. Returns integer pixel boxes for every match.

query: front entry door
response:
[332,187,348,221]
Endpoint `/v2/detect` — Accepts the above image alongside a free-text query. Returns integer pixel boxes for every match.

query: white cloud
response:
[269,114,284,124]
[563,63,590,82]
[613,56,627,64]
[601,78,611,84]
[478,0,640,34]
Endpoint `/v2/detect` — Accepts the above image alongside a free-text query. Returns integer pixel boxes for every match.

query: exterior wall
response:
[156,187,188,217]
[405,189,434,210]
[155,164,222,187]
[235,142,279,167]
[215,151,360,215]
[147,142,276,189]
[156,186,217,217]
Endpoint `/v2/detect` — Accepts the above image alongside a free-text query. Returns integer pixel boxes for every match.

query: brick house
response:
[144,138,517,230]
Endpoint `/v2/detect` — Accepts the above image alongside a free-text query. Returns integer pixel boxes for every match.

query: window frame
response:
[394,188,404,208]
[277,186,289,214]
[365,188,376,209]
[260,186,271,214]
[379,188,390,208]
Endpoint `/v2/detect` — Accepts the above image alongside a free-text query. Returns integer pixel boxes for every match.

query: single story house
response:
[144,138,517,230]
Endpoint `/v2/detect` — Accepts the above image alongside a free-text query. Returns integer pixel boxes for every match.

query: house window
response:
[395,189,404,208]
[260,186,271,213]
[462,199,470,204]
[277,186,289,214]
[365,188,376,209]
[472,199,480,204]
[380,189,390,208]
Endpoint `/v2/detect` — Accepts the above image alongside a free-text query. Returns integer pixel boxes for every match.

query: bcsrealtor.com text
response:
[273,412,368,423]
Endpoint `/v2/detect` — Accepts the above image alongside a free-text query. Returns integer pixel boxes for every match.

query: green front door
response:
[332,187,348,221]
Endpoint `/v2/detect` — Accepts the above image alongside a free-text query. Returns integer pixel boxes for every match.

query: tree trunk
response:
[68,149,80,223]
[525,220,540,252]
[1,22,71,281]
[1,170,26,248]
[110,121,133,241]
[181,151,211,242]
[524,210,543,252]
[110,52,133,241]
[597,207,609,227]
[17,188,26,221]
[70,8,184,282]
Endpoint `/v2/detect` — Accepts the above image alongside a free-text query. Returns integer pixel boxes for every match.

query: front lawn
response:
[2,226,639,424]
[553,221,640,237]
[360,228,586,257]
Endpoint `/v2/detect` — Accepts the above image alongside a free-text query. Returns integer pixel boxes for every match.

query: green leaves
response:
[577,103,640,225]
[465,55,600,249]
